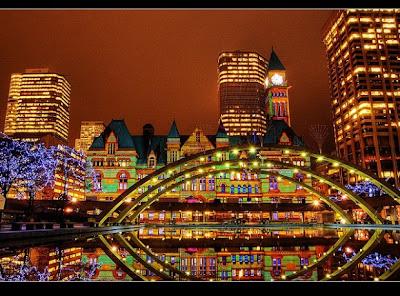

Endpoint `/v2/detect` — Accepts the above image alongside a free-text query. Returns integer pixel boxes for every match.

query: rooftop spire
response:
[268,48,285,71]
[216,118,229,139]
[167,119,180,138]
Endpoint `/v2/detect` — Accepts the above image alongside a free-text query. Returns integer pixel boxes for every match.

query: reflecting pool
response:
[1,224,400,281]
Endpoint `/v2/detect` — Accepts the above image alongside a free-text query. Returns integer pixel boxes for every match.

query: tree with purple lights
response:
[0,133,58,220]
[17,142,58,220]
[49,145,97,223]
[345,181,384,197]
[0,133,33,199]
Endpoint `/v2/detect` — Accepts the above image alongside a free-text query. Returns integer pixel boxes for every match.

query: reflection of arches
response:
[99,232,201,281]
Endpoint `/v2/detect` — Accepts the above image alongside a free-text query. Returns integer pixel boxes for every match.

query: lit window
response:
[107,143,115,154]
[148,156,155,168]
[119,173,128,190]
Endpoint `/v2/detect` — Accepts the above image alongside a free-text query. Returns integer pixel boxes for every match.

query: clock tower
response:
[265,48,291,126]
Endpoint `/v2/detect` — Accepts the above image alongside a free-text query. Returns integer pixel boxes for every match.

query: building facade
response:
[75,121,106,155]
[321,9,400,186]
[85,118,319,223]
[3,68,71,144]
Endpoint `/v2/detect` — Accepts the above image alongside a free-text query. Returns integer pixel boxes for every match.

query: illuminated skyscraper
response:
[321,9,400,185]
[75,121,106,154]
[218,51,268,136]
[3,68,71,144]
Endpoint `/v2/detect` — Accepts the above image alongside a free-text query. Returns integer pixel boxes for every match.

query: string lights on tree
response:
[340,247,398,269]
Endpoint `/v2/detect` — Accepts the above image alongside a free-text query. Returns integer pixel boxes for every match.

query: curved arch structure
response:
[97,144,399,226]
[94,144,400,281]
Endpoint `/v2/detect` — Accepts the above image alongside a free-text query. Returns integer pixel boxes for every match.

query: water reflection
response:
[1,225,400,281]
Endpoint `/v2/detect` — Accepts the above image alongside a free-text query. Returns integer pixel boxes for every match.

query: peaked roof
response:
[90,119,135,149]
[132,135,167,164]
[167,120,180,138]
[267,49,285,71]
[216,119,229,139]
[263,119,305,147]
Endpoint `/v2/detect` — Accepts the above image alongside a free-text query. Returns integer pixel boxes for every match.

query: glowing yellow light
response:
[232,149,239,154]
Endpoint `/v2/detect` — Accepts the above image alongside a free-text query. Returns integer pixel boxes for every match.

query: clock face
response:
[271,73,283,85]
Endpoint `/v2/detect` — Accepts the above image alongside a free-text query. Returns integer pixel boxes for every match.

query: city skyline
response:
[0,9,334,150]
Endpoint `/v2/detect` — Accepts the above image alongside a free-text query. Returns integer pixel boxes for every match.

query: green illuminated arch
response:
[97,144,399,226]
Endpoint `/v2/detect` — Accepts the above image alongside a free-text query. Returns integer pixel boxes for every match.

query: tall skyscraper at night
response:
[3,68,71,144]
[321,9,400,186]
[218,51,268,136]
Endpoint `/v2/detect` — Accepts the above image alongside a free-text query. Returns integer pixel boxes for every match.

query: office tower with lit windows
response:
[3,68,71,144]
[218,51,268,137]
[321,9,400,186]
[75,121,106,154]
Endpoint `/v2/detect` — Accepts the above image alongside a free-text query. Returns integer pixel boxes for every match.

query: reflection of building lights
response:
[65,207,73,213]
